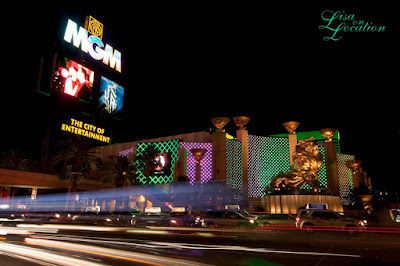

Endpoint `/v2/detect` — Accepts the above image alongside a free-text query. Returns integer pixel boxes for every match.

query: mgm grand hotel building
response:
[99,117,369,213]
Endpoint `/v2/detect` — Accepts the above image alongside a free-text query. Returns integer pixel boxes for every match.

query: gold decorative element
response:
[282,121,300,134]
[269,137,323,189]
[211,117,230,131]
[346,160,363,174]
[320,128,337,142]
[86,16,103,40]
[190,148,207,164]
[233,116,250,129]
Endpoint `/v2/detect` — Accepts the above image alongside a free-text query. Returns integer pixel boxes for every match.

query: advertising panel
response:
[60,118,111,144]
[98,76,124,114]
[154,153,172,176]
[63,18,122,73]
[53,57,94,100]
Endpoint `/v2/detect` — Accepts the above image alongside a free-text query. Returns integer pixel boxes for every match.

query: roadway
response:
[0,223,399,265]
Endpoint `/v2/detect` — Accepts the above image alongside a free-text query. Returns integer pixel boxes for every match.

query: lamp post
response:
[190,148,207,184]
[211,117,230,132]
[346,160,363,189]
[319,128,339,196]
[233,116,250,204]
[320,128,337,142]
[211,117,230,181]
[282,121,300,168]
[233,116,250,130]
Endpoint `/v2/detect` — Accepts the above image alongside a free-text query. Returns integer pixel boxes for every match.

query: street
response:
[0,223,399,265]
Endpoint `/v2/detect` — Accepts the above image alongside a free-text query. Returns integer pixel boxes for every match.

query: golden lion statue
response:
[269,137,323,189]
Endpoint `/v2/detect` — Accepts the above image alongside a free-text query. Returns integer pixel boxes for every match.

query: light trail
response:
[316,239,400,245]
[16,223,127,232]
[32,232,361,259]
[2,181,239,214]
[25,238,210,266]
[0,241,103,266]
[0,250,54,266]
[1,225,58,234]
[10,221,400,239]
[29,234,168,249]
[144,241,362,258]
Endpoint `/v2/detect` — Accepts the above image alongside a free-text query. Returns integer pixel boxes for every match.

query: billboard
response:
[98,76,124,114]
[61,118,111,144]
[135,140,180,184]
[154,153,172,176]
[63,18,122,73]
[53,57,94,100]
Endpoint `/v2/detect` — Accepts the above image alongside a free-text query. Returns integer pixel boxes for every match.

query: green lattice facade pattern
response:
[299,146,328,189]
[248,135,291,198]
[270,131,341,153]
[337,153,355,205]
[226,138,242,190]
[248,135,330,197]
[135,139,180,184]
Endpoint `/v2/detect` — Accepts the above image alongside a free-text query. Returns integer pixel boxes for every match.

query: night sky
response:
[2,3,398,192]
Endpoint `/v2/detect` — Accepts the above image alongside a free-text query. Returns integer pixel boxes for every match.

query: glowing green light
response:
[135,139,180,184]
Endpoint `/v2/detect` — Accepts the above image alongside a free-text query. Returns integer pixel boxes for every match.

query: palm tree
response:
[51,136,98,193]
[0,149,38,172]
[135,145,160,184]
[99,155,137,211]
[99,155,137,188]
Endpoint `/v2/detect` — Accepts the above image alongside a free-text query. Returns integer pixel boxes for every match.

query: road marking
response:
[146,241,361,258]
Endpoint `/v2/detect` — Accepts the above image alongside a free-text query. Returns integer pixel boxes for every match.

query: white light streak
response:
[0,242,103,266]
[25,238,209,266]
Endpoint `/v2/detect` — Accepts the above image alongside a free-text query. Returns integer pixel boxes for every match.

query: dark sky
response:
[2,3,398,191]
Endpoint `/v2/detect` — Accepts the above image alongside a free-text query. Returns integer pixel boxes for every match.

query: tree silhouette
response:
[51,136,98,193]
[0,149,38,172]
[99,155,137,188]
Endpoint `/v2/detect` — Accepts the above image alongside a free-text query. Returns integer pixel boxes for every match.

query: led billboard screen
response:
[53,57,94,100]
[98,76,124,114]
[135,140,180,184]
[154,153,172,176]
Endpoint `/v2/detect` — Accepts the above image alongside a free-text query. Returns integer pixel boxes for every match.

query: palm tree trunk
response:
[65,173,79,211]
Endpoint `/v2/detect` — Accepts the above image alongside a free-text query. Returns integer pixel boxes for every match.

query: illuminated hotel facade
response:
[99,117,361,207]
[0,16,369,211]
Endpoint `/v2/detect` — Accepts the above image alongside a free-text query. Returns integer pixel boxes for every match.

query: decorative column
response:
[234,116,250,201]
[346,160,363,189]
[320,128,340,196]
[190,148,207,184]
[282,121,300,168]
[211,117,230,181]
